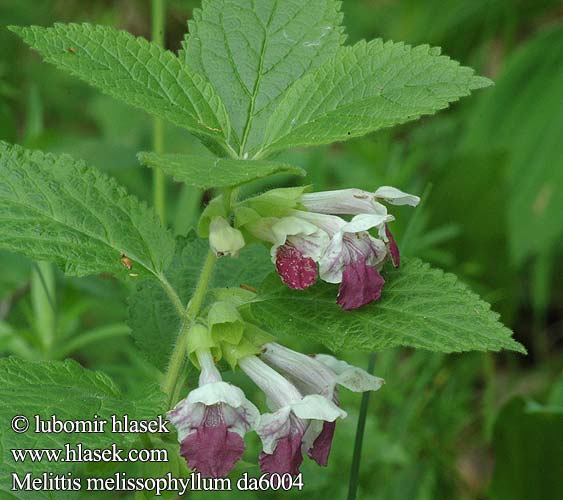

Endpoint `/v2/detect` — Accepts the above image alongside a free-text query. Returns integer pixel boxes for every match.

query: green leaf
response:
[0,142,174,279]
[129,232,272,369]
[462,25,563,264]
[259,39,491,156]
[0,357,165,495]
[251,258,525,354]
[489,397,563,500]
[9,23,232,152]
[183,0,345,154]
[138,153,306,190]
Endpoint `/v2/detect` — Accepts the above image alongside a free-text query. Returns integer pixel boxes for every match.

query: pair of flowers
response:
[167,342,383,477]
[206,186,420,310]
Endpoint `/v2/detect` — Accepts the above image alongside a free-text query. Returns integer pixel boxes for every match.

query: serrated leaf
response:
[183,0,345,154]
[251,258,525,354]
[138,153,305,190]
[9,23,232,152]
[0,142,174,279]
[129,232,271,369]
[0,357,166,495]
[259,39,491,156]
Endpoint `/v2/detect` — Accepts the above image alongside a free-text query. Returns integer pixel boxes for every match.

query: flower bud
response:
[209,216,245,257]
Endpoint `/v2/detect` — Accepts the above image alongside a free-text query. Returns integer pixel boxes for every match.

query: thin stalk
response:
[482,353,496,440]
[347,352,377,500]
[31,262,56,359]
[151,0,167,224]
[162,250,217,408]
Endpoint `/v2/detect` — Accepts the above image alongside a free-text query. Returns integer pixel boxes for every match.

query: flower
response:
[238,185,419,310]
[299,186,419,309]
[167,349,259,477]
[209,216,245,257]
[245,215,329,290]
[238,355,345,474]
[260,343,384,465]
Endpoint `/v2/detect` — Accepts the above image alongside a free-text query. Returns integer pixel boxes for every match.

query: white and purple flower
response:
[260,343,384,465]
[242,185,419,310]
[238,355,346,474]
[167,349,259,477]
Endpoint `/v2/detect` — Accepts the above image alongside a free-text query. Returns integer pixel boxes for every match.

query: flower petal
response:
[385,224,400,267]
[255,406,295,454]
[342,213,394,234]
[290,394,347,422]
[270,216,328,259]
[307,420,336,467]
[180,424,245,477]
[167,399,205,441]
[187,381,246,408]
[314,354,385,392]
[337,259,385,310]
[259,432,304,475]
[275,244,318,290]
[300,189,388,215]
[260,342,337,399]
[374,186,420,206]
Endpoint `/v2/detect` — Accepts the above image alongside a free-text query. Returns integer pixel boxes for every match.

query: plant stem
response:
[161,250,217,408]
[347,352,377,500]
[482,352,496,440]
[31,262,56,359]
[151,0,167,224]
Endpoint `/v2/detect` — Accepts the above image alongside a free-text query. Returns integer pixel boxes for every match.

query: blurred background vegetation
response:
[0,1,562,499]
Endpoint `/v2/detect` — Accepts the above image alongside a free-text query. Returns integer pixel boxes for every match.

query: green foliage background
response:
[0,1,561,499]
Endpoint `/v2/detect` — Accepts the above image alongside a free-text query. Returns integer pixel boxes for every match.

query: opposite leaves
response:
[258,39,492,156]
[0,142,174,279]
[251,259,525,354]
[10,23,232,153]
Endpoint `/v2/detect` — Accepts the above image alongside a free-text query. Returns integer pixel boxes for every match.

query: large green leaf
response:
[0,357,165,496]
[489,397,563,500]
[129,233,272,369]
[138,152,305,190]
[0,142,174,279]
[259,39,491,156]
[182,0,345,153]
[462,25,563,264]
[10,24,232,151]
[251,259,525,353]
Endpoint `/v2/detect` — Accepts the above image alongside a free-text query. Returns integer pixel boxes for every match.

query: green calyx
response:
[221,323,275,370]
[198,186,309,240]
[185,323,221,368]
[208,301,245,345]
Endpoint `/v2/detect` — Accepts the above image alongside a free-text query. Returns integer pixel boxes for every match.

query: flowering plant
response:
[0,0,528,497]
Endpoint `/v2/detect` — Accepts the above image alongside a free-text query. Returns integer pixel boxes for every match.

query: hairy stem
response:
[162,250,217,408]
[151,0,167,224]
[347,352,377,500]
